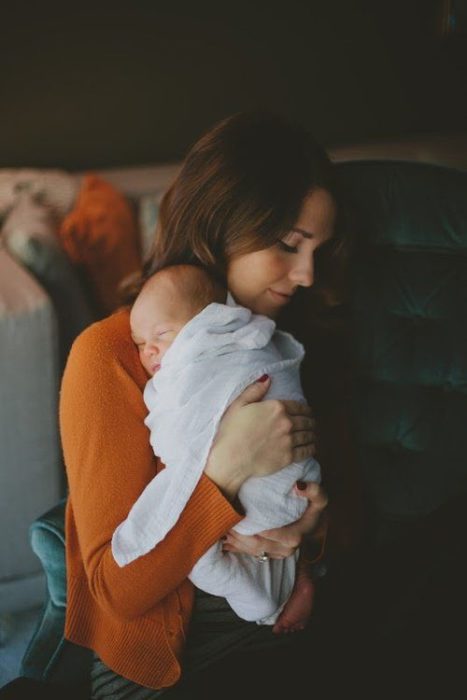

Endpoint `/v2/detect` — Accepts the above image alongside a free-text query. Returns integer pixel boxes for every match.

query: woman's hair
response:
[124,110,352,309]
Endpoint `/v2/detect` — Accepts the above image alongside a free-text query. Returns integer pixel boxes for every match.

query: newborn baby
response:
[112,264,322,629]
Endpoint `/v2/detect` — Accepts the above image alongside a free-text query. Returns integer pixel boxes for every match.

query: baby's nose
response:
[143,343,159,358]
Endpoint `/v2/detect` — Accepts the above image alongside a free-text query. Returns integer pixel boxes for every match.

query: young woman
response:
[59,111,350,698]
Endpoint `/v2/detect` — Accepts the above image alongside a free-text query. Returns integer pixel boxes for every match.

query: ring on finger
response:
[255,551,269,563]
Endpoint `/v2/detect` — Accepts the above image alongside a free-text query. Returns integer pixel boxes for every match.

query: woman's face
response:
[226,187,336,318]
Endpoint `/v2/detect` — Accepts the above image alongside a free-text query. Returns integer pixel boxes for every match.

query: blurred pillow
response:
[138,191,165,261]
[4,234,97,370]
[0,169,78,220]
[58,174,142,314]
[1,190,60,251]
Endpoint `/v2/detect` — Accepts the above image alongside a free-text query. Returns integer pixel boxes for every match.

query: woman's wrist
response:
[204,449,247,501]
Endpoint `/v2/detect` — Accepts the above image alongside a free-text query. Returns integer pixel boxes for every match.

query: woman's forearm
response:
[72,476,241,621]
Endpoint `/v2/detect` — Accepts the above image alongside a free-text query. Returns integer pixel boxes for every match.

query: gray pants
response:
[90,588,297,699]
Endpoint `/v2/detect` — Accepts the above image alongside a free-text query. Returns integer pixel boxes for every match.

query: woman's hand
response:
[222,481,328,558]
[204,375,316,500]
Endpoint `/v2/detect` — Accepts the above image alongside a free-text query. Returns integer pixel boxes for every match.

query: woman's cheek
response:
[266,250,290,278]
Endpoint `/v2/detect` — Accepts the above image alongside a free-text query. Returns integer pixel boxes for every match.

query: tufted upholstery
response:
[338,161,467,522]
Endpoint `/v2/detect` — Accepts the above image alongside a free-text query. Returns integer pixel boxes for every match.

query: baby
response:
[112,264,322,631]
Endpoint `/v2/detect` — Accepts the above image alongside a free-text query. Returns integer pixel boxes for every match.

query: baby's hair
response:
[138,264,227,318]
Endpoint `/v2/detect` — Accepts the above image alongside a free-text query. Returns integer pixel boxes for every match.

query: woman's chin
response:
[230,291,282,319]
[249,302,278,319]
[260,304,281,320]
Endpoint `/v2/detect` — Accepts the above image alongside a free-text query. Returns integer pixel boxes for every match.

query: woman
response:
[60,111,350,698]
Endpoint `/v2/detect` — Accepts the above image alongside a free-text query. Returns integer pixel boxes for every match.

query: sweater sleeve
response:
[60,310,242,622]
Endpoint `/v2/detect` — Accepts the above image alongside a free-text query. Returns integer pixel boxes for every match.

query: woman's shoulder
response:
[75,307,130,345]
[73,307,132,354]
[66,307,147,389]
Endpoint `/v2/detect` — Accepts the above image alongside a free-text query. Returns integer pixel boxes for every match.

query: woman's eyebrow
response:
[291,227,313,239]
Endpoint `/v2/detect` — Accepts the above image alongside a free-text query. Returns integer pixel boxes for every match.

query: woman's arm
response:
[61,312,243,622]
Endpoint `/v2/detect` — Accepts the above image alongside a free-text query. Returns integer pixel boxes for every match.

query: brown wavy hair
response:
[124,110,352,310]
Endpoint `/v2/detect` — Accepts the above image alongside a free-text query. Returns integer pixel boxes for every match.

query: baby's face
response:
[130,285,191,377]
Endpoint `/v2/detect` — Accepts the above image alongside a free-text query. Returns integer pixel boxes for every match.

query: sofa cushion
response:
[58,175,142,314]
[0,249,63,612]
[5,234,97,370]
[0,169,78,220]
[0,188,98,370]
[1,190,59,250]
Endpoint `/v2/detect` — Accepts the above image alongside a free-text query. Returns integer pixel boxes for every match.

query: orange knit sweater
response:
[60,308,243,690]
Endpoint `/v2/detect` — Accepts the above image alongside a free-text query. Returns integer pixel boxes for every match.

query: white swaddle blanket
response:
[112,294,320,623]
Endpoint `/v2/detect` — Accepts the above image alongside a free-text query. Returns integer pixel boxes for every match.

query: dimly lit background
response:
[1,0,466,169]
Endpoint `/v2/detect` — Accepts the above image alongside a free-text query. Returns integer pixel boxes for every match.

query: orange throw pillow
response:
[59,174,142,314]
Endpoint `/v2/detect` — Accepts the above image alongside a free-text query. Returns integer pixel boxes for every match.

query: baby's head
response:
[130,264,226,376]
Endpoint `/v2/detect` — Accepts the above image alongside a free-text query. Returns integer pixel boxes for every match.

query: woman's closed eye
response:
[276,231,302,254]
[277,240,298,254]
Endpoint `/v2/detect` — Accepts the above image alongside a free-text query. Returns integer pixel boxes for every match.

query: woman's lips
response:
[151,364,161,375]
[268,289,292,303]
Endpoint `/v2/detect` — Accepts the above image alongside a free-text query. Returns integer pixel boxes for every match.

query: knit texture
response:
[59,308,243,689]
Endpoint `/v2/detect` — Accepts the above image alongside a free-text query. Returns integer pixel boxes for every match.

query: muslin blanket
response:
[112,294,321,623]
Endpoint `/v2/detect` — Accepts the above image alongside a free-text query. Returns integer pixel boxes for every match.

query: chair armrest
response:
[29,499,67,610]
[20,500,92,686]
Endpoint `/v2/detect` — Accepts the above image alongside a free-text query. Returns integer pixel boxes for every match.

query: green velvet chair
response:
[19,159,467,688]
[19,500,92,690]
[340,161,467,529]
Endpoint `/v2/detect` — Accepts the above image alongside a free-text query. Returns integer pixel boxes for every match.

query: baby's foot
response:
[272,568,316,634]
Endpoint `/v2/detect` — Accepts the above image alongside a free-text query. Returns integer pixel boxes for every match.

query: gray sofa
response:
[0,163,178,616]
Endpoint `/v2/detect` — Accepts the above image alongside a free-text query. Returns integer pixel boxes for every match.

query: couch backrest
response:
[0,250,63,611]
[335,160,467,521]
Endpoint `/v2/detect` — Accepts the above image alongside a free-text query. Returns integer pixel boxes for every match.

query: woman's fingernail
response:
[257,374,269,382]
[296,480,307,491]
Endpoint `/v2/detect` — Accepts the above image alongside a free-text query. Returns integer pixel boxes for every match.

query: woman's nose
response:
[289,255,314,287]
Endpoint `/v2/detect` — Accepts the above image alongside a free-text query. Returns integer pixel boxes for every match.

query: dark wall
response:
[1,0,465,169]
